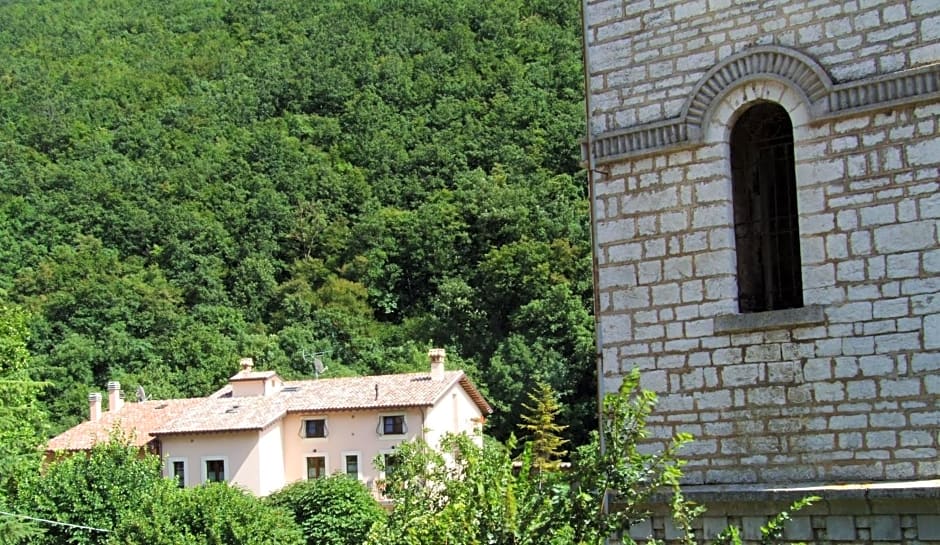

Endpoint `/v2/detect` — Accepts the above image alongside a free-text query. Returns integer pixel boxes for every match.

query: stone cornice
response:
[585,46,940,165]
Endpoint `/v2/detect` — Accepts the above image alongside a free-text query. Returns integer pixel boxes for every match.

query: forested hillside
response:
[0,0,593,444]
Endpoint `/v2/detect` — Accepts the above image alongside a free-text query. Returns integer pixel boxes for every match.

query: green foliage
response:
[0,0,592,446]
[369,371,816,545]
[565,369,700,544]
[266,475,385,545]
[110,482,304,545]
[17,435,172,545]
[367,434,568,545]
[0,301,46,499]
[0,300,46,544]
[518,381,568,471]
[0,517,45,545]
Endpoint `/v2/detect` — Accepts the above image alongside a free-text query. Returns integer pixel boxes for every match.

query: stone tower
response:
[581,1,940,543]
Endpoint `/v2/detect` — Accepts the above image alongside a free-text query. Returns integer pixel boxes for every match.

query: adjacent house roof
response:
[151,395,289,435]
[153,370,491,436]
[46,398,203,452]
[48,368,492,447]
[283,370,491,413]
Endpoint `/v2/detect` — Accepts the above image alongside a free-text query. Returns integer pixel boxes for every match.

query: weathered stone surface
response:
[586,0,940,493]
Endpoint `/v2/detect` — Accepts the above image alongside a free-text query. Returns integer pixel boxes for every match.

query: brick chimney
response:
[88,392,102,422]
[107,381,123,413]
[429,348,445,381]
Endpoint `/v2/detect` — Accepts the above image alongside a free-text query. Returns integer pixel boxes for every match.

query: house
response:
[47,348,492,497]
[581,1,939,543]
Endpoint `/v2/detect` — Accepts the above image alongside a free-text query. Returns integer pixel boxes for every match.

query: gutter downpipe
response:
[579,0,609,523]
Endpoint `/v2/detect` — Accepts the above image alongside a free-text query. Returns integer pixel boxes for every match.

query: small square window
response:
[381,415,405,435]
[303,418,327,438]
[205,459,225,483]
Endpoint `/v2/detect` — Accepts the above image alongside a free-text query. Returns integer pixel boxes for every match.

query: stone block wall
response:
[609,486,940,544]
[586,0,940,135]
[585,0,940,486]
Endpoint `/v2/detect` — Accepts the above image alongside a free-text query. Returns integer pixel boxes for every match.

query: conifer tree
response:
[518,381,569,471]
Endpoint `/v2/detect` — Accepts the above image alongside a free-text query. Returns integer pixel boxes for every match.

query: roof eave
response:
[430,372,493,415]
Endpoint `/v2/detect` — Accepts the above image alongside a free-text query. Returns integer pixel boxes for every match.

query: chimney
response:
[88,392,102,422]
[107,381,123,413]
[239,357,254,373]
[429,348,445,381]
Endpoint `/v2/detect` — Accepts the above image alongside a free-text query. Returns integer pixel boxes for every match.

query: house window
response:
[171,459,186,488]
[204,458,226,483]
[306,455,327,479]
[730,102,803,313]
[379,414,406,436]
[343,453,360,479]
[382,451,400,477]
[302,418,327,438]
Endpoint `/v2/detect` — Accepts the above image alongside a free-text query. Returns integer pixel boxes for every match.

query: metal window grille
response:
[731,103,804,313]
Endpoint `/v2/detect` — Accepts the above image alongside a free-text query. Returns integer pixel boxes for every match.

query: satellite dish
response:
[302,349,329,379]
[136,385,147,402]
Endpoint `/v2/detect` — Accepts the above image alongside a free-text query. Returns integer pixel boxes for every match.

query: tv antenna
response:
[302,349,329,379]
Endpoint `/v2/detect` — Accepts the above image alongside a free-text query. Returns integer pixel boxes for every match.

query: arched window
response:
[730,102,803,313]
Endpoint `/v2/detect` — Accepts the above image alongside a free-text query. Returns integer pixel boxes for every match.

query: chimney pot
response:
[429,348,446,381]
[239,357,254,373]
[106,381,123,413]
[88,392,102,422]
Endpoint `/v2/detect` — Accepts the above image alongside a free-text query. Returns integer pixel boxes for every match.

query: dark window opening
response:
[303,418,327,438]
[381,415,405,435]
[383,452,400,476]
[172,460,185,488]
[344,454,359,477]
[205,459,225,483]
[730,102,803,313]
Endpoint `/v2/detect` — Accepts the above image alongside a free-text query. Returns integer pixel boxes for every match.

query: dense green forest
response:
[0,0,593,444]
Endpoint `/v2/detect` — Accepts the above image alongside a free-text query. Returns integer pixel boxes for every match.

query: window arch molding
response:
[588,45,940,164]
[683,45,831,142]
[701,78,814,145]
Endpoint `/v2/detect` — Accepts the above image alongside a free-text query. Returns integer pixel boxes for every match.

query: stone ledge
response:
[673,479,940,505]
[713,305,825,334]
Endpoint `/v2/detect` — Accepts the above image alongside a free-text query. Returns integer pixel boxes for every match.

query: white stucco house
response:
[47,348,491,497]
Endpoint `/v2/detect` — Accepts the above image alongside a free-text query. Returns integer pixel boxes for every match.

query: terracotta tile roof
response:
[46,398,202,452]
[153,370,491,435]
[151,395,288,435]
[49,368,492,447]
[282,370,492,414]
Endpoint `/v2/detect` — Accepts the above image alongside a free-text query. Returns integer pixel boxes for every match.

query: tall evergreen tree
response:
[518,381,568,471]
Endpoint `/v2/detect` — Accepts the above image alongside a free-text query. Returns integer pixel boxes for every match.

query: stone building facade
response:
[581,0,940,543]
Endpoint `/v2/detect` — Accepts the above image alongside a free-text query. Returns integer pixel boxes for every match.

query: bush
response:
[111,482,304,545]
[267,475,385,545]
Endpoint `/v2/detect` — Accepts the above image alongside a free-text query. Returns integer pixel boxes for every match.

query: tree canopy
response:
[0,0,593,445]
